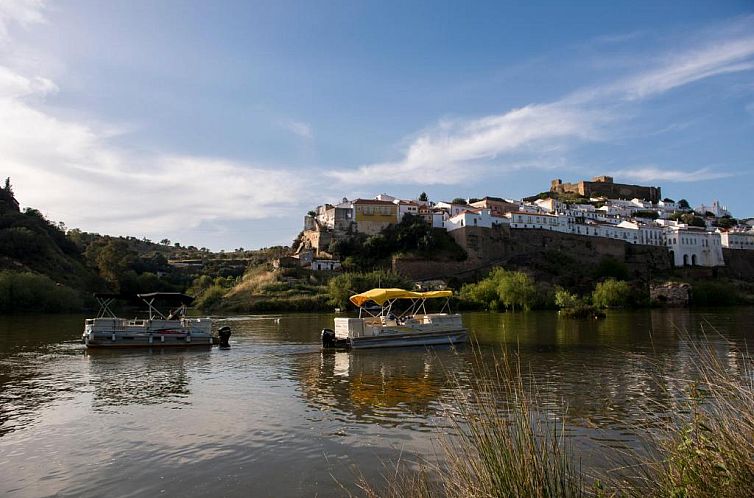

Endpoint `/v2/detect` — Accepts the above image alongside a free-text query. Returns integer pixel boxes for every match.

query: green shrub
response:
[0,271,82,313]
[327,270,412,309]
[459,268,538,311]
[194,284,227,311]
[554,288,580,309]
[591,279,634,308]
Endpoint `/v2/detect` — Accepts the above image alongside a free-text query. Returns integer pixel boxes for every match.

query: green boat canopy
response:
[349,288,452,307]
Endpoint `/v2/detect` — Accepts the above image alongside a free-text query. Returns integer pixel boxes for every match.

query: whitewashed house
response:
[445,209,505,232]
[432,209,447,228]
[311,259,342,271]
[720,229,754,250]
[534,198,563,213]
[508,211,561,231]
[395,200,420,220]
[664,225,724,267]
[436,201,473,218]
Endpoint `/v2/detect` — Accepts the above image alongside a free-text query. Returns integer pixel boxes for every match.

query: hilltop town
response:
[2,175,753,313]
[291,176,753,277]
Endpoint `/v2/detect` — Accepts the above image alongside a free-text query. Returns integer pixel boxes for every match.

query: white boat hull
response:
[326,313,468,350]
[348,329,468,349]
[83,318,213,348]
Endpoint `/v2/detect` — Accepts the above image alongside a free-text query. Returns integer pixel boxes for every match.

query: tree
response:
[3,177,13,195]
[678,199,690,210]
[592,279,633,308]
[160,238,171,246]
[716,217,738,229]
[418,192,428,202]
[497,270,536,311]
[93,239,138,291]
[451,197,467,205]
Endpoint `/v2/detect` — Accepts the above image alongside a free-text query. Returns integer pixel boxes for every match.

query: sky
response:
[1,0,753,251]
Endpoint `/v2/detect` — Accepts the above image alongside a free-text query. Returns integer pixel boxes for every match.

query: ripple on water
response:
[1,310,752,496]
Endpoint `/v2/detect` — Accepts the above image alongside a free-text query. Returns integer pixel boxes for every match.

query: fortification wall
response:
[393,225,672,282]
[550,177,660,203]
[722,248,754,282]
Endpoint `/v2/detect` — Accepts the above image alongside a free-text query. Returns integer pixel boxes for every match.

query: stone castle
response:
[550,175,661,204]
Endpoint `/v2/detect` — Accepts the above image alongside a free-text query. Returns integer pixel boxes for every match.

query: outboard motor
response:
[218,326,232,349]
[321,328,336,348]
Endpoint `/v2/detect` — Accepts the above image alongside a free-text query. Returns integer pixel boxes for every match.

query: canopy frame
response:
[352,288,453,318]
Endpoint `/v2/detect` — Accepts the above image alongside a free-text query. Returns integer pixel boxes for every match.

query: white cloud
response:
[0,64,308,237]
[617,39,754,101]
[329,103,610,185]
[279,118,313,140]
[329,18,754,186]
[611,166,734,183]
[0,0,45,43]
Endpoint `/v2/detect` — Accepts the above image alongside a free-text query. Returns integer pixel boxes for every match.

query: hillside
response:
[0,180,289,313]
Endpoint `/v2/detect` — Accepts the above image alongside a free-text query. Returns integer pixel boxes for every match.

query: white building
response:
[720,230,754,250]
[508,211,563,231]
[436,201,473,218]
[311,259,342,271]
[696,200,730,218]
[431,209,447,228]
[445,209,506,232]
[534,198,563,213]
[664,225,724,267]
[395,200,420,220]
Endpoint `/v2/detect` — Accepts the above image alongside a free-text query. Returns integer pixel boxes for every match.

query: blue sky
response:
[1,1,753,250]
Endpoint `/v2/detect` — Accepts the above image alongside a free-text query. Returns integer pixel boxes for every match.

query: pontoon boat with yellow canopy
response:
[321,288,467,349]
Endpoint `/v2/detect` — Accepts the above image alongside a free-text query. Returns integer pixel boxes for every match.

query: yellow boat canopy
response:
[349,288,453,307]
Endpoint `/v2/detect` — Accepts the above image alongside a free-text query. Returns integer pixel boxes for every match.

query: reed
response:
[354,349,585,497]
[639,338,754,497]
[356,336,754,498]
[439,351,584,498]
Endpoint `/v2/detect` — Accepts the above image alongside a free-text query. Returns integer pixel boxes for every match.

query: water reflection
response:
[85,349,211,408]
[296,348,467,425]
[0,309,751,497]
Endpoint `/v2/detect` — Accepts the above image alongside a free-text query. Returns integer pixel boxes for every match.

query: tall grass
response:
[355,338,754,498]
[356,349,584,498]
[440,352,584,498]
[639,337,754,497]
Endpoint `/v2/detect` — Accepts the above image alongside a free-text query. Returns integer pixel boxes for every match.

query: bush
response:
[0,271,82,313]
[194,284,227,311]
[327,270,413,309]
[591,279,634,308]
[459,268,538,311]
[554,288,580,309]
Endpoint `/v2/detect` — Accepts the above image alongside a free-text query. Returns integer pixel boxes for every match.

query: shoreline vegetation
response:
[355,339,754,498]
[0,181,752,314]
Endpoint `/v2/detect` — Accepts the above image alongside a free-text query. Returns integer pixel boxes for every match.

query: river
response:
[0,308,751,496]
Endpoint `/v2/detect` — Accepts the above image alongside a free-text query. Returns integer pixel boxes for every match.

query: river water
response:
[0,308,751,496]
